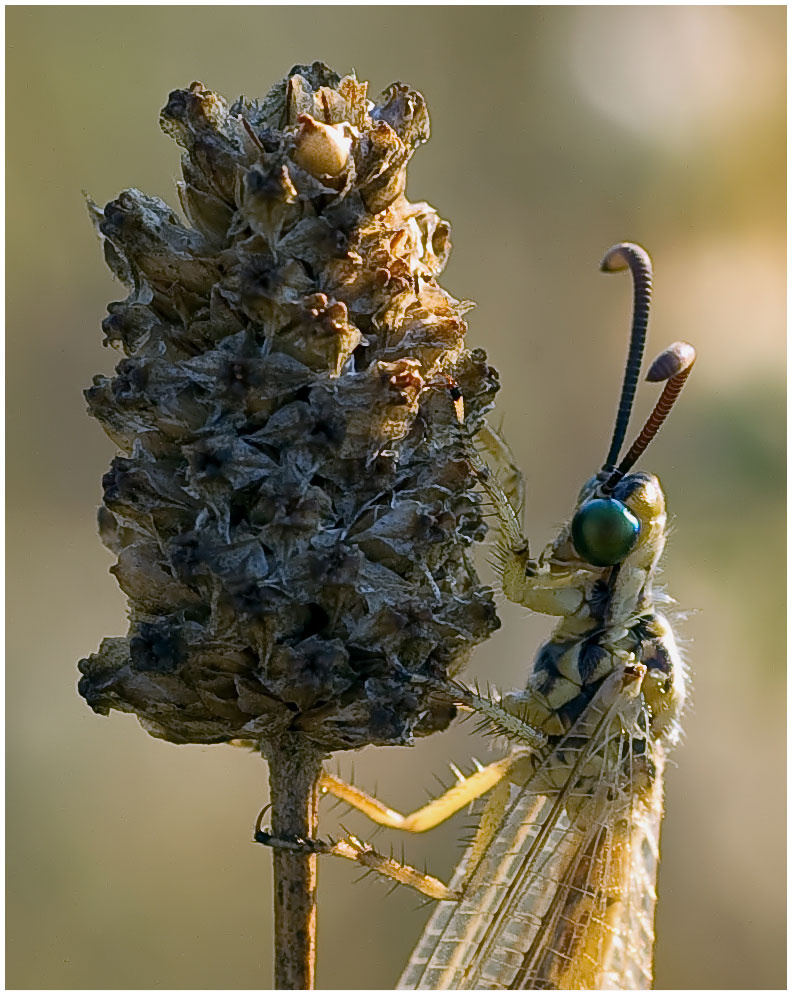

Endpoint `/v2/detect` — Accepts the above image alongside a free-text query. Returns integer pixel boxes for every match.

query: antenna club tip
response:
[599,242,652,274]
[646,341,697,382]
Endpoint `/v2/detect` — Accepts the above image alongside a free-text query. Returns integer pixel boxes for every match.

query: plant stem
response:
[265,736,324,989]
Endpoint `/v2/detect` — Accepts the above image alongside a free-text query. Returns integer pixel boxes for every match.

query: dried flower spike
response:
[80,63,499,751]
[79,63,501,988]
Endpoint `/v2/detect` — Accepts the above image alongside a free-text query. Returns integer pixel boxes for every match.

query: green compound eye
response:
[571,498,640,567]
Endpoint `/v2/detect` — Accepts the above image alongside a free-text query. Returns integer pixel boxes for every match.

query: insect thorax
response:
[504,611,683,741]
[498,469,685,756]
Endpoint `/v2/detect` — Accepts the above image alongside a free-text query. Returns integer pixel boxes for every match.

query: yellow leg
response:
[320,774,513,901]
[254,818,460,900]
[319,757,514,833]
[333,836,460,901]
[258,760,515,901]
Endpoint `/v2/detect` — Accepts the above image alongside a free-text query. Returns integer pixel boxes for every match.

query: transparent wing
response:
[598,748,665,989]
[398,671,665,990]
[513,743,665,991]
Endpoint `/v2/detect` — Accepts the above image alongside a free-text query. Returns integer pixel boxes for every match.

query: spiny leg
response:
[256,703,544,901]
[476,421,527,528]
[316,758,521,898]
[255,805,521,903]
[334,774,515,898]
[318,686,545,837]
[319,756,514,833]
[447,681,548,749]
[312,682,545,844]
[257,774,517,902]
[333,837,459,901]
[255,812,459,901]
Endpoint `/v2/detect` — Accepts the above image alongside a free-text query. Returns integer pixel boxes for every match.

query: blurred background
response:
[7,6,785,990]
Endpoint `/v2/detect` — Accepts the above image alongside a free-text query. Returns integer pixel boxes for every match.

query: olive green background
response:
[7,6,785,990]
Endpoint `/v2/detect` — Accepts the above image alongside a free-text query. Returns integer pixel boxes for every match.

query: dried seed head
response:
[79,63,501,752]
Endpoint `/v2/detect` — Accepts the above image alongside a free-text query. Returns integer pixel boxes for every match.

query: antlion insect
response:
[257,242,695,989]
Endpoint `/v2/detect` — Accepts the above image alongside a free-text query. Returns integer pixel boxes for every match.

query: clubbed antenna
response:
[604,341,696,488]
[600,242,653,471]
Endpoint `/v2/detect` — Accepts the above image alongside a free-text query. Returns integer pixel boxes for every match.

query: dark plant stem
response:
[265,736,325,989]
